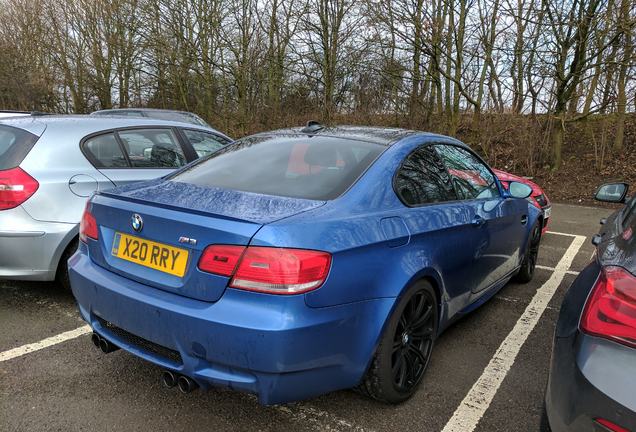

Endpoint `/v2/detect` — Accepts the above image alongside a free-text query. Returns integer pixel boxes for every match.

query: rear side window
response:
[182,129,230,157]
[118,129,186,168]
[435,145,499,200]
[394,145,457,206]
[0,125,39,170]
[84,133,128,168]
[171,135,384,200]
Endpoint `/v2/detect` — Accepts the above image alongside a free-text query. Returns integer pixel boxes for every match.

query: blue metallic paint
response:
[70,131,540,404]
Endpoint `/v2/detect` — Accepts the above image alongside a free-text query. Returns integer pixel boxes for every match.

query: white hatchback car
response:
[0,115,231,289]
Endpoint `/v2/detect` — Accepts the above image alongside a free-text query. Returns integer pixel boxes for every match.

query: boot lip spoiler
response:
[96,189,328,226]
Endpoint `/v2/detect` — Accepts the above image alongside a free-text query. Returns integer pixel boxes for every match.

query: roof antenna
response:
[301,120,324,134]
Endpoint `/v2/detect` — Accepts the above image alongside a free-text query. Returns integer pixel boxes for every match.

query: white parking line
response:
[546,230,578,237]
[536,264,579,276]
[441,233,586,432]
[0,325,91,363]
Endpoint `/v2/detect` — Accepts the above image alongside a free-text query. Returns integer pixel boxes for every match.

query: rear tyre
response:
[515,222,541,283]
[357,280,438,404]
[56,238,78,292]
[540,403,552,431]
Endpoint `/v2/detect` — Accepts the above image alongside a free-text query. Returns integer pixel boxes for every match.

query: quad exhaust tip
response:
[161,370,198,394]
[91,332,119,354]
[161,370,178,388]
[91,332,100,348]
[177,375,199,394]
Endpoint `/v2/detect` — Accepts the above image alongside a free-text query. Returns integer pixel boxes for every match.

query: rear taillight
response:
[0,167,39,210]
[580,266,636,348]
[198,246,331,295]
[595,418,630,432]
[79,204,98,242]
[198,245,246,276]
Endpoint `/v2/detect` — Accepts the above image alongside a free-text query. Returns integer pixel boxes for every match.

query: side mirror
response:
[594,182,629,203]
[508,181,533,199]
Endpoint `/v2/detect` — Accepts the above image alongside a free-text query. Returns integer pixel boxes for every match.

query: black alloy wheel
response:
[515,222,541,283]
[391,290,435,392]
[357,280,438,403]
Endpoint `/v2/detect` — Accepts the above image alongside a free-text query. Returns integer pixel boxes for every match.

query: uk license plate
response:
[112,232,189,277]
[543,206,552,219]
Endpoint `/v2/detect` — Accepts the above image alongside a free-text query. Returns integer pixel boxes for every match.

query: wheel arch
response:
[356,268,444,396]
[51,226,79,278]
[377,267,446,347]
[405,268,444,314]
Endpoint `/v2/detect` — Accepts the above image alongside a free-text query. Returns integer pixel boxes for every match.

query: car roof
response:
[0,114,221,138]
[93,108,195,115]
[255,125,462,147]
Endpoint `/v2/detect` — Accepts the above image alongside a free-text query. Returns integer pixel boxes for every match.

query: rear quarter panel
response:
[19,123,115,224]
[253,135,537,331]
[252,135,482,323]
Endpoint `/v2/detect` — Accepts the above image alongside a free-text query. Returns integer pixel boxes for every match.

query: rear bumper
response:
[541,206,551,234]
[69,249,394,404]
[545,333,636,432]
[0,206,76,280]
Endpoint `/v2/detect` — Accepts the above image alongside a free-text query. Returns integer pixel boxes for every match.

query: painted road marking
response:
[0,325,91,363]
[546,230,579,237]
[536,264,579,276]
[441,233,586,432]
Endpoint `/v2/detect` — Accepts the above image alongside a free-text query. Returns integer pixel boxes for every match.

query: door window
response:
[118,129,186,168]
[394,145,457,206]
[83,133,128,168]
[182,129,230,158]
[435,145,499,200]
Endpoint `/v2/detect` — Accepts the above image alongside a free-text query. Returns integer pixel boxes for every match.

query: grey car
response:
[0,115,231,289]
[544,182,636,432]
[0,110,31,119]
[90,108,211,128]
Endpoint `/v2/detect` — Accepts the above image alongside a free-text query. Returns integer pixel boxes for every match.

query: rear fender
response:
[50,225,79,276]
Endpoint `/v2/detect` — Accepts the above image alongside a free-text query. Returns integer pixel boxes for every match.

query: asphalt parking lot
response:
[0,203,613,432]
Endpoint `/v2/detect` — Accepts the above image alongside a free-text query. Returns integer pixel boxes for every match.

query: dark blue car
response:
[544,182,635,431]
[70,125,541,404]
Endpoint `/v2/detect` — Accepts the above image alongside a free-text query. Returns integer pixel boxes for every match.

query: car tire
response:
[540,403,552,431]
[515,221,541,283]
[357,280,438,404]
[56,238,78,292]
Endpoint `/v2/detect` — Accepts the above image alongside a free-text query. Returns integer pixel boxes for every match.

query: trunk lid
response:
[88,179,325,302]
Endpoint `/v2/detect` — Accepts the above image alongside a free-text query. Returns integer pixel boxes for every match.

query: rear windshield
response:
[170,135,384,200]
[0,125,39,170]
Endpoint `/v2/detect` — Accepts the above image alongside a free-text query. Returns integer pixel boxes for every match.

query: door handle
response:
[521,215,528,225]
[472,215,486,227]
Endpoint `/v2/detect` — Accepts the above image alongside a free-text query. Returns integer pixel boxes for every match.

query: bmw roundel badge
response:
[131,213,143,232]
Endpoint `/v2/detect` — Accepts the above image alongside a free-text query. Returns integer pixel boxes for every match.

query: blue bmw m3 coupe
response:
[69,124,542,404]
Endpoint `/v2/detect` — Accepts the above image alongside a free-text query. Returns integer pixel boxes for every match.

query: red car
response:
[493,168,551,234]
